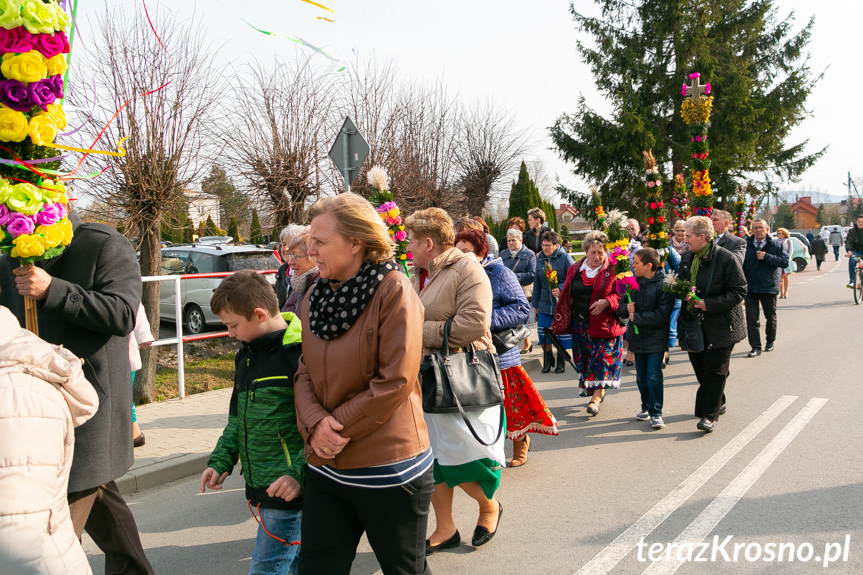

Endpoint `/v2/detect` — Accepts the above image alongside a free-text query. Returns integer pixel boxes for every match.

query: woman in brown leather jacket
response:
[294,193,432,575]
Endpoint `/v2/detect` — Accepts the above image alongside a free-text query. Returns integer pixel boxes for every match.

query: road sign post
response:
[329,116,369,193]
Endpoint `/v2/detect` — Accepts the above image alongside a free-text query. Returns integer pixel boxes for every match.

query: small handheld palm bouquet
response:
[662,271,702,311]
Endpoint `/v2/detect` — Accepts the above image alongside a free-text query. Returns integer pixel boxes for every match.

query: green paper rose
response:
[7,182,45,215]
[21,1,59,35]
[0,0,24,31]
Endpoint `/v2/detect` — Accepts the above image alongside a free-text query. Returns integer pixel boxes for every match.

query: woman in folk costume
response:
[454,229,558,468]
[406,208,504,554]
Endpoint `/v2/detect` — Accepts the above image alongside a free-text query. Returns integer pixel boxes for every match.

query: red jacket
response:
[552,258,625,339]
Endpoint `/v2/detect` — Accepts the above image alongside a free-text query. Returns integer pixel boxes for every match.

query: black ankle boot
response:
[555,351,565,373]
[541,350,554,373]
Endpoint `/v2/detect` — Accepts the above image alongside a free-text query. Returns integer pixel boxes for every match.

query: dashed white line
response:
[573,395,799,575]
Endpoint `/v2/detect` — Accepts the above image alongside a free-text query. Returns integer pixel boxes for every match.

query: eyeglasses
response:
[285,253,308,262]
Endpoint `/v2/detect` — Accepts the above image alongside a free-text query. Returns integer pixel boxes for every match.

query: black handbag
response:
[491,325,531,354]
[676,257,716,353]
[419,318,505,446]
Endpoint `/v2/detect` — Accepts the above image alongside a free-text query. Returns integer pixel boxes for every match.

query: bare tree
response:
[74,5,221,402]
[454,100,529,215]
[221,56,336,226]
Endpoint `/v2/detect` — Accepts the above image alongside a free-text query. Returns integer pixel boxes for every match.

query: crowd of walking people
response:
[3,187,859,575]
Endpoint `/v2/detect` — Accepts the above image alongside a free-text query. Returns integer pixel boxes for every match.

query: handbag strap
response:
[441,317,454,357]
[445,367,505,447]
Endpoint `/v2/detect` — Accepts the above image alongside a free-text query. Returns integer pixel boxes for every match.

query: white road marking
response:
[641,397,829,575]
[573,395,799,575]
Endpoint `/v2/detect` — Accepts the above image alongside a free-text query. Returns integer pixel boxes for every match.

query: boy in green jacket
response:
[200,270,306,575]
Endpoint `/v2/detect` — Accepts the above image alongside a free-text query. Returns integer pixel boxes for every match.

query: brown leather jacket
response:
[294,269,429,469]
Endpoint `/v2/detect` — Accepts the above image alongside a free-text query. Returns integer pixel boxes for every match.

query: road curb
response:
[116,452,210,496]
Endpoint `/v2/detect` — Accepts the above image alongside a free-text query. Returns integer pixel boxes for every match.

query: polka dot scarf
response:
[308,260,400,340]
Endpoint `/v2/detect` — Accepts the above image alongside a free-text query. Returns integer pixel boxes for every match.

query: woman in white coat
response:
[0,306,99,575]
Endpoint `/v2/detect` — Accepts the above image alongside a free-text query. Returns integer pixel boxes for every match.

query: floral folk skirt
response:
[572,319,623,396]
[502,365,558,440]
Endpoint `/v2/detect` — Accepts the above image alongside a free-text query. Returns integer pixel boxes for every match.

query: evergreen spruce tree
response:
[249,209,263,244]
[203,215,219,237]
[816,204,825,226]
[775,202,796,229]
[507,162,540,221]
[227,217,239,243]
[551,0,825,211]
[181,211,194,243]
[202,164,249,231]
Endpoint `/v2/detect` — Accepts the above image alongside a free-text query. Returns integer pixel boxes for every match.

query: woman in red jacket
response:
[552,230,626,416]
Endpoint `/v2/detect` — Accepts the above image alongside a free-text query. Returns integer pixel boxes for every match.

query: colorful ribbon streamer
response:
[48,136,130,158]
[300,0,336,22]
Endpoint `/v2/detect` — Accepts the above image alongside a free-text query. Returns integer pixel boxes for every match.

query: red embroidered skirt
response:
[501,365,559,440]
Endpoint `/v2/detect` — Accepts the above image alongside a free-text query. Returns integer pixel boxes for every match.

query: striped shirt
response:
[310,447,433,489]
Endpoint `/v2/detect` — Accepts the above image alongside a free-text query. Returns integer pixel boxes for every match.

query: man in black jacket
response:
[0,211,154,574]
[742,219,789,358]
[711,209,746,265]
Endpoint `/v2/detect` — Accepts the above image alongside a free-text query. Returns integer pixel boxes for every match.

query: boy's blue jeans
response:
[249,507,302,575]
[668,299,681,347]
[634,352,664,417]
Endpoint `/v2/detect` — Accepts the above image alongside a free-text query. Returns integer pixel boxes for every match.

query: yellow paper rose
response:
[0,107,29,142]
[0,225,5,244]
[40,178,67,203]
[0,177,12,203]
[10,233,46,259]
[7,182,44,215]
[56,217,72,245]
[28,114,58,145]
[0,0,24,30]
[45,103,67,130]
[46,53,67,77]
[1,51,48,83]
[387,209,399,218]
[20,0,59,35]
[35,223,64,248]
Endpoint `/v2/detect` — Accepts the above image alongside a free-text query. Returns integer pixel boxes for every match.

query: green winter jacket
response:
[207,312,306,510]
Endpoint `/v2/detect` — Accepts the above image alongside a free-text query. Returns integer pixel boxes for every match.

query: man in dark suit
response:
[711,209,746,265]
[1,210,154,574]
[741,219,789,358]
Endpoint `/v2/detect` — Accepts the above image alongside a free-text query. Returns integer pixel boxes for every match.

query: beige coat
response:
[410,247,493,353]
[0,307,98,575]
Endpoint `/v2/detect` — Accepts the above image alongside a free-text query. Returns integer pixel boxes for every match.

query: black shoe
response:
[765,343,774,352]
[541,350,553,373]
[719,404,726,416]
[555,351,565,373]
[697,417,715,433]
[133,433,146,448]
[426,530,460,555]
[747,348,761,358]
[472,502,503,547]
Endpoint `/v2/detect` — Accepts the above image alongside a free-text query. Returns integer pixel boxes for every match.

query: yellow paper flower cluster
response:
[0,102,66,144]
[692,170,712,197]
[680,96,714,125]
[605,239,629,251]
[0,0,71,34]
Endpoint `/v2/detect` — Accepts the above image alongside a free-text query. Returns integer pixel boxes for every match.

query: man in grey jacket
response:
[0,210,153,574]
[711,209,746,265]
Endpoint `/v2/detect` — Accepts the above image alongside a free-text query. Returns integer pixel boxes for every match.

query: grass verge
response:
[153,353,236,401]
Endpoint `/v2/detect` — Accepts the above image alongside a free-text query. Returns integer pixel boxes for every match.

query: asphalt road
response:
[86,258,863,574]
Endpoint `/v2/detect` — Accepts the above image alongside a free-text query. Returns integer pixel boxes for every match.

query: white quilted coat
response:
[0,307,98,574]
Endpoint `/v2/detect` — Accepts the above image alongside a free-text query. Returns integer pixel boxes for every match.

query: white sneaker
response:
[651,416,665,429]
[635,410,649,421]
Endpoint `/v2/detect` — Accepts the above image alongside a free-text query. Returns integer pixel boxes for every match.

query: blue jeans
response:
[634,352,664,417]
[668,299,681,347]
[249,507,302,575]
[849,251,863,283]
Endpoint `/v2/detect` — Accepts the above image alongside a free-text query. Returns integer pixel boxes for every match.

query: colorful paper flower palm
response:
[642,150,669,260]
[681,72,714,217]
[367,165,410,276]
[0,0,72,265]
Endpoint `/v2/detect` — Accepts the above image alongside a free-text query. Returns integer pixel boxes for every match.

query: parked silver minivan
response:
[159,244,279,334]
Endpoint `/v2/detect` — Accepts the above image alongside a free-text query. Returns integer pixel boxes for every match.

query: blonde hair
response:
[684,216,715,241]
[582,230,609,252]
[308,193,393,263]
[404,208,454,247]
[776,227,790,238]
[454,216,484,233]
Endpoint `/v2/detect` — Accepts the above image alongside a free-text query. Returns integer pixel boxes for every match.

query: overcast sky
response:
[72,0,861,205]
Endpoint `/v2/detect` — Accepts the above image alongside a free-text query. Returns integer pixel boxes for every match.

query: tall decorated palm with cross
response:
[680,72,715,217]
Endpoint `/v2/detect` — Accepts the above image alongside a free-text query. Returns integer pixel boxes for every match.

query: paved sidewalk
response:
[117,327,543,496]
